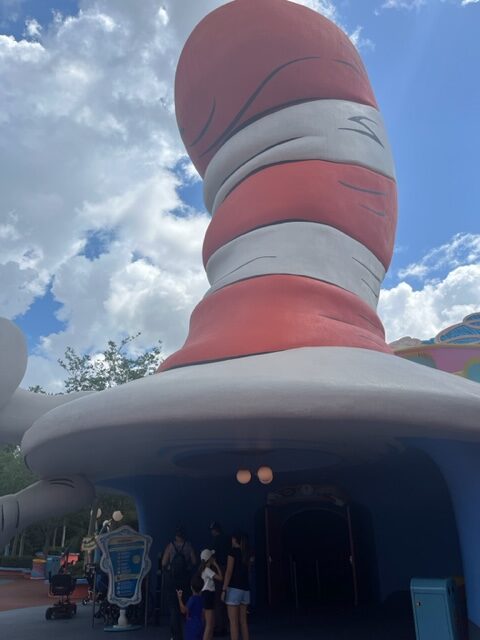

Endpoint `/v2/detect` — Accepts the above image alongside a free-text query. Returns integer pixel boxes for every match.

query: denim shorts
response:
[225,587,250,606]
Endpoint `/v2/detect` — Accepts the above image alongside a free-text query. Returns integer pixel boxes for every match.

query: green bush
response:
[0,555,33,568]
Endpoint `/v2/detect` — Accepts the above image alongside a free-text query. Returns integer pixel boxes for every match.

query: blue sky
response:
[0,0,479,390]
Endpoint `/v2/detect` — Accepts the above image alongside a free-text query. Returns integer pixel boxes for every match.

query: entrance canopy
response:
[21,347,480,482]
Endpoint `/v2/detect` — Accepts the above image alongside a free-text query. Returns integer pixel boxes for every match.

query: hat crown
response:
[160,0,397,373]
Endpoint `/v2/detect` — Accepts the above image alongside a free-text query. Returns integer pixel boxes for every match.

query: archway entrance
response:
[282,508,354,610]
[265,485,358,610]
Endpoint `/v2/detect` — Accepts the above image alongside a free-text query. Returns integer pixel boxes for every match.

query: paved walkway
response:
[0,604,415,639]
[0,571,416,638]
[0,571,87,612]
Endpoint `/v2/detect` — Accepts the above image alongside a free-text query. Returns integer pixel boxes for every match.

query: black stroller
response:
[82,562,96,605]
[45,573,77,620]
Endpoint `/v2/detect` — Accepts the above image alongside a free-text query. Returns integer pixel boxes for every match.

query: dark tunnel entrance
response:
[264,486,367,612]
[281,508,355,610]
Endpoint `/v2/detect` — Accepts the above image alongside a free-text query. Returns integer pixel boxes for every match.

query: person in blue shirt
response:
[177,575,205,640]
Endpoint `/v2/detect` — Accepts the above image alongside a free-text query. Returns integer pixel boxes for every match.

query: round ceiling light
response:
[236,469,252,485]
[257,466,274,485]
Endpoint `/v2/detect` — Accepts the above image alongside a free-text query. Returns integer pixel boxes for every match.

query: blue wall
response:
[102,447,461,609]
[340,449,462,600]
[413,439,480,635]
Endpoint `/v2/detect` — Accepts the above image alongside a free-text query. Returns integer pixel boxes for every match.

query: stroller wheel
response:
[45,608,53,620]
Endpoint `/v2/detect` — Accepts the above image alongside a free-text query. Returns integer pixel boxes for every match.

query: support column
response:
[106,477,180,588]
[416,439,480,639]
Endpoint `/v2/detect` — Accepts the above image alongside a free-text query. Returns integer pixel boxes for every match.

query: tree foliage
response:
[58,334,163,392]
[0,445,36,496]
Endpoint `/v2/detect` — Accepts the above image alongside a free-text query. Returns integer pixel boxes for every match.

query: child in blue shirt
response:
[177,575,205,640]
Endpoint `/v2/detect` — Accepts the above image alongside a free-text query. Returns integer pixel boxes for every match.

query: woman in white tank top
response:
[199,549,223,640]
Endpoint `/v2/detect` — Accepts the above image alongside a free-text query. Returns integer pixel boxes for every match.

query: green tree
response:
[27,384,47,394]
[58,334,163,392]
[0,445,36,496]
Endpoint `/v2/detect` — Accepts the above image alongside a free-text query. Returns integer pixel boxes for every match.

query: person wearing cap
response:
[209,522,229,636]
[199,549,223,640]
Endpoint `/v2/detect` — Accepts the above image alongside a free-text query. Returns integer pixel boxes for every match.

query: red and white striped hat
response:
[160,0,397,372]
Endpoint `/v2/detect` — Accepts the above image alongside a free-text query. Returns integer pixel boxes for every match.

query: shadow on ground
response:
[0,604,415,639]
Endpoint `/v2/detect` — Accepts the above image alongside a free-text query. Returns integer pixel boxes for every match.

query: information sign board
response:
[97,526,152,608]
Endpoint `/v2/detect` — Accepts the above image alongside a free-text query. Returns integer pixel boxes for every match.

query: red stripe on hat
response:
[158,275,390,372]
[175,0,377,175]
[203,161,397,270]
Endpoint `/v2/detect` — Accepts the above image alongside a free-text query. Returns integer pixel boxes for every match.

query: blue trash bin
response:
[410,578,462,640]
[46,555,61,580]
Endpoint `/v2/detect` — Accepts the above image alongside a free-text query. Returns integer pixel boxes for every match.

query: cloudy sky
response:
[0,0,479,391]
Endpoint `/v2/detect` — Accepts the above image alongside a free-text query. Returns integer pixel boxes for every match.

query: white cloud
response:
[380,0,426,9]
[23,354,66,394]
[349,26,375,51]
[380,264,480,342]
[379,234,480,342]
[291,0,374,49]
[291,0,341,21]
[0,0,371,392]
[379,0,478,9]
[398,233,480,280]
[24,17,42,39]
[0,0,211,391]
[0,0,25,26]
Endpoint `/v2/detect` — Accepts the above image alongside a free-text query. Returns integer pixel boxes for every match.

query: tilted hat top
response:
[161,0,398,372]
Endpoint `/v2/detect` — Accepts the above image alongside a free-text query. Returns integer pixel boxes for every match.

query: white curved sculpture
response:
[1,477,94,545]
[0,317,27,412]
[0,317,95,537]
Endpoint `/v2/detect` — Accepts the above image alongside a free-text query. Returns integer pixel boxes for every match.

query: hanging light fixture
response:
[257,466,273,485]
[236,469,252,484]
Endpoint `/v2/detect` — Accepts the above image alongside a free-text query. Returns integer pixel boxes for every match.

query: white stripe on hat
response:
[205,221,385,309]
[203,99,395,215]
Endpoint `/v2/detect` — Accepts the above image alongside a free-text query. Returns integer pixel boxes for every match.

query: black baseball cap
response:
[209,521,222,531]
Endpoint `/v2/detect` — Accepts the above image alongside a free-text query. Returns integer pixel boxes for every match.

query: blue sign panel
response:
[97,526,152,608]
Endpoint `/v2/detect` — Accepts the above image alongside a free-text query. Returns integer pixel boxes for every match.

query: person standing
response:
[210,522,230,636]
[199,549,223,640]
[177,575,205,640]
[221,532,251,640]
[162,528,197,640]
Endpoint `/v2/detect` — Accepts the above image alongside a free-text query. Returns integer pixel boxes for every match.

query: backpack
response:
[170,541,188,581]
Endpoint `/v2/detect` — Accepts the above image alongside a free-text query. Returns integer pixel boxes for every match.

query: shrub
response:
[0,555,33,568]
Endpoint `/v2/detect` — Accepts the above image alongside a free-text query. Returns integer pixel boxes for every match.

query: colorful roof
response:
[432,313,480,345]
[394,313,480,382]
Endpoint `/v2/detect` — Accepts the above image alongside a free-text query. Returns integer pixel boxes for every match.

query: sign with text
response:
[97,526,152,608]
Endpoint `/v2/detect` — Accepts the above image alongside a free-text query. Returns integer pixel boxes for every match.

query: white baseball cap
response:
[200,549,215,562]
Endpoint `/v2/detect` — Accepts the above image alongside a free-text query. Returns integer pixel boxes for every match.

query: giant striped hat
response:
[160,0,397,372]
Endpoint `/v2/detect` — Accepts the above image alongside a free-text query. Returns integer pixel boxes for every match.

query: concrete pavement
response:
[0,604,415,639]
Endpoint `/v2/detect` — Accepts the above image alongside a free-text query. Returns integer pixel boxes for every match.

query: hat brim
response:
[21,347,480,482]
